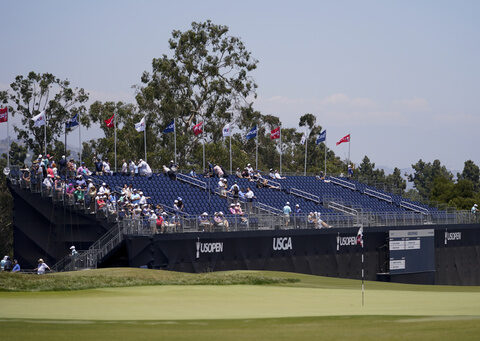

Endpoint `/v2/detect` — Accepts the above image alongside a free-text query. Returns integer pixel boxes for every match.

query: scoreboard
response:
[389,229,435,274]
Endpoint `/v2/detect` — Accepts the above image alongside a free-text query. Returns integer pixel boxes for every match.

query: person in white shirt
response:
[97,183,107,195]
[274,170,285,179]
[121,159,128,175]
[246,163,254,175]
[34,258,50,275]
[103,160,112,175]
[129,160,136,176]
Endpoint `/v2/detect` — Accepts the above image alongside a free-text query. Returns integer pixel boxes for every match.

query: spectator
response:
[347,164,354,177]
[58,155,67,176]
[213,164,224,178]
[121,159,128,175]
[149,210,158,232]
[34,258,50,275]
[316,171,325,181]
[274,169,286,180]
[70,246,78,256]
[175,197,184,212]
[269,169,275,179]
[137,159,152,177]
[213,212,229,231]
[198,212,213,232]
[246,163,254,175]
[228,182,240,204]
[189,169,198,178]
[283,202,292,226]
[218,178,227,197]
[74,186,85,205]
[129,160,136,177]
[229,203,236,214]
[12,259,20,272]
[103,159,112,175]
[472,204,478,215]
[314,212,331,228]
[1,256,7,271]
[235,168,243,178]
[295,204,302,215]
[94,157,103,175]
[3,256,12,271]
[21,168,31,187]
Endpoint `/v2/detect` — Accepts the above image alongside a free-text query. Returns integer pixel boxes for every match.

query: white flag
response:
[222,123,231,137]
[135,116,146,132]
[32,110,46,127]
[300,133,306,145]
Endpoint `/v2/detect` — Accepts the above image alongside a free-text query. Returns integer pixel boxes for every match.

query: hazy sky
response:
[1,1,478,172]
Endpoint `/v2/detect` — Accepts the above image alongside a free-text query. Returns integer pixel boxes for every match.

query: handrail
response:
[400,200,429,215]
[364,188,393,203]
[329,177,356,190]
[327,201,359,216]
[253,202,283,216]
[290,187,320,204]
[176,173,207,190]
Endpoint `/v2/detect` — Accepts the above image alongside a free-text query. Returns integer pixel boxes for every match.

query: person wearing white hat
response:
[198,212,213,232]
[283,202,292,226]
[314,212,331,229]
[34,258,50,275]
[472,204,479,216]
[70,246,78,256]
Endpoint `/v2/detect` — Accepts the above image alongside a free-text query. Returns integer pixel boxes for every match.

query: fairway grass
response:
[1,269,479,340]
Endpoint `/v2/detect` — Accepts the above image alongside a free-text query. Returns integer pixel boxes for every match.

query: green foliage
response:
[5,72,89,159]
[458,160,480,191]
[409,159,453,200]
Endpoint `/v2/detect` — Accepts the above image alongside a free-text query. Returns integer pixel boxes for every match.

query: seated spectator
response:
[234,203,245,216]
[269,169,275,179]
[175,197,184,212]
[246,163,254,176]
[94,157,103,175]
[198,212,213,232]
[213,212,229,231]
[12,259,20,272]
[472,204,478,215]
[76,175,86,187]
[163,165,176,180]
[3,256,12,272]
[314,212,331,228]
[189,169,198,178]
[235,168,242,178]
[307,212,316,225]
[274,169,286,180]
[96,195,107,212]
[218,178,227,196]
[137,159,152,177]
[241,168,250,179]
[316,171,325,181]
[155,204,164,216]
[229,203,236,214]
[74,186,85,205]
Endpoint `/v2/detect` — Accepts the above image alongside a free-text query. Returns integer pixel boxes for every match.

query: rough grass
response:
[0,268,299,292]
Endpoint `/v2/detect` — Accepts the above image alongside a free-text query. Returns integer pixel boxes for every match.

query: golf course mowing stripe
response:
[1,285,480,320]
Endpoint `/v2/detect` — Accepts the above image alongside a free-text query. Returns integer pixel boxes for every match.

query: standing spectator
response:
[34,258,50,275]
[137,159,152,177]
[12,259,20,272]
[70,246,78,256]
[228,182,240,204]
[472,204,478,215]
[3,257,13,271]
[121,159,128,175]
[244,187,255,212]
[1,256,7,271]
[94,157,103,175]
[347,164,354,177]
[283,202,292,226]
[58,155,67,176]
[213,164,224,178]
[129,160,136,177]
[103,159,112,175]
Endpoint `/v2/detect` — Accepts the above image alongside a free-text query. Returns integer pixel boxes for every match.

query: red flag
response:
[192,122,203,136]
[0,107,7,123]
[336,134,350,146]
[104,114,115,128]
[270,127,280,140]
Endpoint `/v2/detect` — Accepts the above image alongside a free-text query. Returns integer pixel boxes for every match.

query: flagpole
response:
[229,129,232,175]
[279,124,282,174]
[202,122,205,172]
[44,113,47,156]
[144,121,147,163]
[304,131,308,176]
[348,132,351,165]
[64,124,67,158]
[6,108,10,168]
[173,117,177,165]
[79,116,82,164]
[324,134,327,177]
[114,111,117,173]
[255,126,258,171]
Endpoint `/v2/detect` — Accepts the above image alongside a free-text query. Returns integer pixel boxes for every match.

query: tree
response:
[457,160,480,191]
[409,159,453,200]
[4,72,89,159]
[385,167,407,193]
[135,20,258,165]
[0,141,27,167]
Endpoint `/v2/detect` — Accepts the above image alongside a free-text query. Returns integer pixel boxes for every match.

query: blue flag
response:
[316,130,326,145]
[66,113,79,129]
[246,125,257,140]
[162,119,175,134]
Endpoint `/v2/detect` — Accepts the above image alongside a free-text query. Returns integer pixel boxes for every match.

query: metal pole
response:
[6,107,10,168]
[304,131,308,176]
[64,125,67,158]
[173,117,177,165]
[144,120,147,162]
[202,124,205,172]
[79,117,82,164]
[348,132,351,166]
[361,241,365,307]
[44,114,47,156]
[324,134,327,176]
[255,128,258,170]
[114,111,117,172]
[279,125,282,174]
[229,132,232,174]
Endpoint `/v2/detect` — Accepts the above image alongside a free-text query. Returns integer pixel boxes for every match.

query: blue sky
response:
[1,1,479,172]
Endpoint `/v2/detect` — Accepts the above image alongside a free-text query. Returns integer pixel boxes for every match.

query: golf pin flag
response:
[356,226,363,247]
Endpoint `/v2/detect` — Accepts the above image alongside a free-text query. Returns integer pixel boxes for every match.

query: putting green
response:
[1,284,480,320]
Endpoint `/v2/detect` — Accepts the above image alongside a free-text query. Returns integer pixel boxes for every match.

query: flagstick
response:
[361,242,365,307]
[279,125,282,174]
[114,111,117,173]
[173,117,177,165]
[304,131,308,176]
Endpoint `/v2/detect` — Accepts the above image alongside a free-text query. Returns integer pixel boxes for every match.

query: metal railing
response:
[329,176,357,190]
[364,188,393,203]
[400,200,430,215]
[177,173,207,190]
[290,188,320,204]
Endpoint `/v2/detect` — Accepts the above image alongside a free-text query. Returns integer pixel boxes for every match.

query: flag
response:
[222,123,231,137]
[192,121,203,136]
[246,125,257,140]
[356,226,363,247]
[0,107,7,123]
[66,113,79,130]
[104,114,115,128]
[135,116,146,132]
[316,130,326,145]
[300,133,306,145]
[163,119,175,134]
[270,127,280,140]
[32,110,46,127]
[336,134,350,146]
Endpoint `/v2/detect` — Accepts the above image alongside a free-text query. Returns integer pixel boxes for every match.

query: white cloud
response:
[392,97,430,112]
